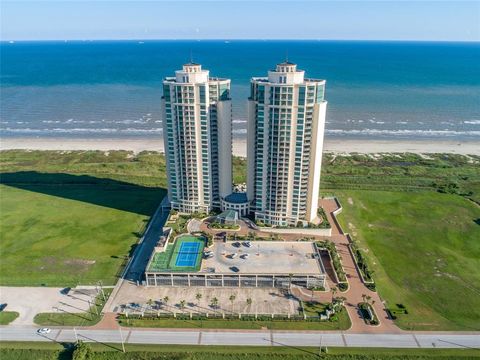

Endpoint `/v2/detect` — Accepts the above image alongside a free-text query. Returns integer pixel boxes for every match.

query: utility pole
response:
[73,327,78,342]
[98,281,106,302]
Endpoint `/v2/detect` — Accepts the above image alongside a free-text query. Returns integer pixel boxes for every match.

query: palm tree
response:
[361,294,367,304]
[210,297,219,315]
[163,296,169,309]
[366,295,372,305]
[147,298,154,313]
[195,292,202,306]
[246,298,252,308]
[331,286,338,303]
[229,294,236,314]
[179,300,186,312]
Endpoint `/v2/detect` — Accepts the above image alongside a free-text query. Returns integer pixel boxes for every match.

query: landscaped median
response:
[0,311,19,325]
[117,302,351,331]
[316,240,349,292]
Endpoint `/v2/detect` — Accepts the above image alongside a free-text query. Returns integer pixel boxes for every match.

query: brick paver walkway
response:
[319,198,401,333]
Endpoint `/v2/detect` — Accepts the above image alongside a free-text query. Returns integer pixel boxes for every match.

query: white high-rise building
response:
[247,62,327,226]
[162,63,232,213]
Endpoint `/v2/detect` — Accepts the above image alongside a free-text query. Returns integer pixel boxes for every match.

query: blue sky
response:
[1,1,479,41]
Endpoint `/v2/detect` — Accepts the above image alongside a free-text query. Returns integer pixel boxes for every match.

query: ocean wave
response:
[326,129,480,137]
[464,120,480,125]
[1,127,163,134]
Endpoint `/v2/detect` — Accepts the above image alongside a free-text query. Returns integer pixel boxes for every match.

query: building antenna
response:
[189,49,193,64]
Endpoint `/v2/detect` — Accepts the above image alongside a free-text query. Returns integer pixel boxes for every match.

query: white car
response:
[37,328,51,335]
[230,253,238,259]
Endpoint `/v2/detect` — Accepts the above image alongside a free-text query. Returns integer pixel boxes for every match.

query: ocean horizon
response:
[1,40,479,142]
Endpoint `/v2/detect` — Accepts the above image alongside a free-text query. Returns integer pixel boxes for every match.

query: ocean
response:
[1,40,479,141]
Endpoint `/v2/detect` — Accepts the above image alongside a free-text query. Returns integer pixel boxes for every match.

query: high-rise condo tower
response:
[162,63,232,213]
[247,62,327,226]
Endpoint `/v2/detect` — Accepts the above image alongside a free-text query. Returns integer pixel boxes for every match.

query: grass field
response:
[0,150,166,286]
[334,190,480,331]
[0,342,479,360]
[0,311,19,325]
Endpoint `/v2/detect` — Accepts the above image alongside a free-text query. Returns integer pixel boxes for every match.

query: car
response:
[229,253,238,259]
[229,266,240,273]
[37,328,51,335]
[243,241,252,248]
[240,253,250,259]
[232,242,241,248]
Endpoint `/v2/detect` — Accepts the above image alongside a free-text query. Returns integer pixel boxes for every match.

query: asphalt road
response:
[1,327,479,349]
[124,204,170,283]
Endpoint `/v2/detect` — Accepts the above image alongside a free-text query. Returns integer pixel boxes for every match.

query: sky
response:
[1,1,479,41]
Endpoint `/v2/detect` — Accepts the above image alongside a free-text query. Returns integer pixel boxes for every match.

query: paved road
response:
[1,327,479,349]
[124,203,170,283]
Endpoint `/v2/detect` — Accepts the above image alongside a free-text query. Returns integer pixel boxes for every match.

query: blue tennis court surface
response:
[175,241,201,267]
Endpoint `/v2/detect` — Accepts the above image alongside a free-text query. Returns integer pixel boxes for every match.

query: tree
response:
[366,295,372,304]
[229,294,236,313]
[246,298,252,308]
[210,297,219,312]
[163,296,169,308]
[72,341,93,360]
[147,298,154,313]
[195,292,202,306]
[362,294,367,304]
[179,300,186,312]
[331,286,338,303]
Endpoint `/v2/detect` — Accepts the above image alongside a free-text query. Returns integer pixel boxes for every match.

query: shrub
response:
[72,341,93,360]
[338,282,349,292]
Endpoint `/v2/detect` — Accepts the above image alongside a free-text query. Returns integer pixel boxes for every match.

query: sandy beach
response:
[0,137,479,156]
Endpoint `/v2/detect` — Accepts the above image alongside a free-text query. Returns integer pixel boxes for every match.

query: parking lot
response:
[202,241,323,275]
[0,286,99,325]
[110,282,299,315]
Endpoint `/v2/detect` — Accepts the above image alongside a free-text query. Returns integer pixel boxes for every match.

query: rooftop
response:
[217,209,238,222]
[224,192,249,204]
[201,241,324,275]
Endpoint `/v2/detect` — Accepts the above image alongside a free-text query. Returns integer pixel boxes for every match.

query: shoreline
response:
[0,137,479,156]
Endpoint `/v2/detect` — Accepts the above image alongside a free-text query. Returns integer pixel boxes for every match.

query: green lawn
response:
[0,150,167,286]
[334,190,480,331]
[0,342,479,360]
[0,311,19,325]
[118,307,351,331]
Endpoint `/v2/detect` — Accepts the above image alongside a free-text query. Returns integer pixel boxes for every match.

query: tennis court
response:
[145,235,205,272]
[175,241,201,267]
